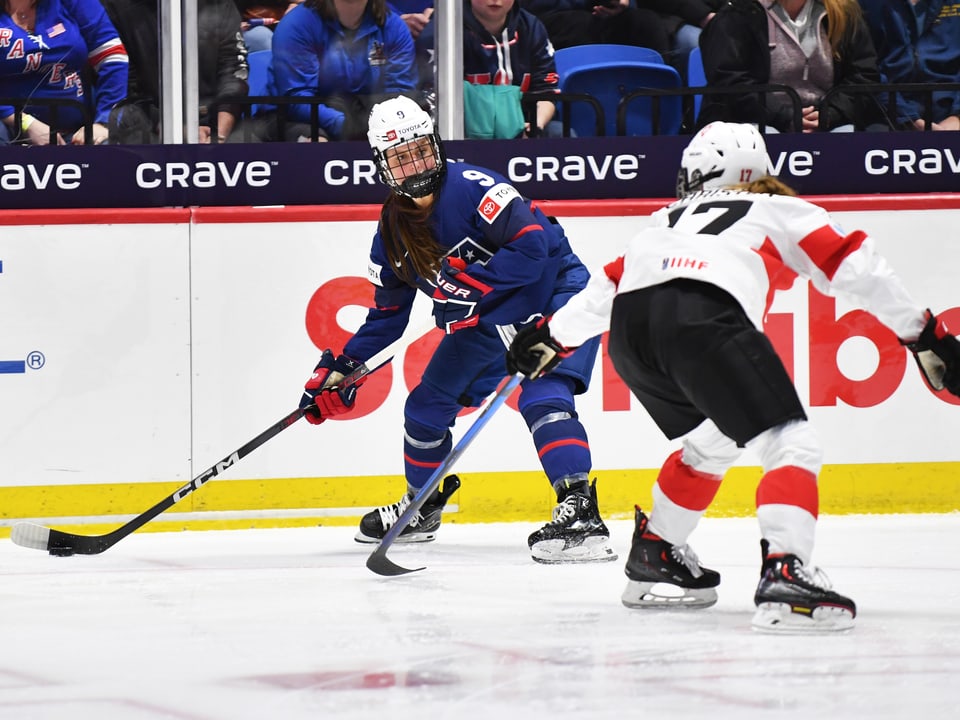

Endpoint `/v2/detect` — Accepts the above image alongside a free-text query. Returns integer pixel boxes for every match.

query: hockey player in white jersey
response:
[506,121,960,632]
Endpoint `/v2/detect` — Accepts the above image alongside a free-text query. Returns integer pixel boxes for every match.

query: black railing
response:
[621,84,804,135]
[818,82,960,131]
[0,97,93,144]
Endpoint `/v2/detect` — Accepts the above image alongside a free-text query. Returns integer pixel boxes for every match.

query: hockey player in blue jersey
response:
[298,95,616,564]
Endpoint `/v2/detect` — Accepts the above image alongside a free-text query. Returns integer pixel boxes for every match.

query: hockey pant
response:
[401,322,598,494]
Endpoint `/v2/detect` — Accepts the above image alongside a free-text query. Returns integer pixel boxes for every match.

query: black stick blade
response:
[366,547,424,577]
[11,523,105,556]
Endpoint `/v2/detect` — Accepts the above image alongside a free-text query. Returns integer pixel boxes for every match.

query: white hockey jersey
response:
[550,188,927,349]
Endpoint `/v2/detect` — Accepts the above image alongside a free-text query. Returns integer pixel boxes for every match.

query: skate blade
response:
[621,580,718,610]
[354,530,437,545]
[530,536,618,564]
[751,602,855,634]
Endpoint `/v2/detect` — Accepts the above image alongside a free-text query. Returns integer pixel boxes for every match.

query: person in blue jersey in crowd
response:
[464,0,562,138]
[860,0,960,131]
[262,0,417,141]
[387,0,432,91]
[298,96,618,565]
[0,0,128,145]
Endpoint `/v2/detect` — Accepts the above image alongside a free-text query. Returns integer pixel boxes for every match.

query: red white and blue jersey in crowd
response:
[0,0,128,128]
[344,162,590,363]
[463,3,558,94]
[549,188,927,348]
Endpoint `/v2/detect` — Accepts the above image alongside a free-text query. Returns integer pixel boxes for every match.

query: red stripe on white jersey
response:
[798,225,867,281]
[753,237,797,318]
[603,256,625,288]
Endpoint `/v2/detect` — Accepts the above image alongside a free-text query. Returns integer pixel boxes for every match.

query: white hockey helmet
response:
[677,121,770,198]
[367,95,446,198]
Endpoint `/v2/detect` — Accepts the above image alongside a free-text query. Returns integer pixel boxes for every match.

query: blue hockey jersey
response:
[343,162,590,363]
[268,4,417,136]
[0,0,128,128]
[463,2,558,93]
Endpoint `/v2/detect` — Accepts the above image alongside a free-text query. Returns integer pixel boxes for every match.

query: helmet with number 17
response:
[367,96,446,199]
[677,121,770,198]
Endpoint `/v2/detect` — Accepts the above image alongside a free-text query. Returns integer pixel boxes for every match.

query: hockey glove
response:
[432,257,493,334]
[299,350,363,425]
[905,310,960,396]
[506,317,573,380]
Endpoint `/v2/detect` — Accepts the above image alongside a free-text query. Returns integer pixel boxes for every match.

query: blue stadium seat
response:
[553,44,665,81]
[559,60,683,136]
[246,50,272,115]
[687,47,707,123]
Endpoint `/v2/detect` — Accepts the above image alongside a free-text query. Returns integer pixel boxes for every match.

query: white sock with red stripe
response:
[648,449,723,547]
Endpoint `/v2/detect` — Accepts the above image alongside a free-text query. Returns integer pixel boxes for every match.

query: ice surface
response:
[1,514,958,719]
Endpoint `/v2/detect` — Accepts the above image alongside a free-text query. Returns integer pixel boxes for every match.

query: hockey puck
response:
[49,547,75,557]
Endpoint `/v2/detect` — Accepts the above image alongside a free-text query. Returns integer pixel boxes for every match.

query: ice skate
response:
[354,475,461,544]
[752,539,856,633]
[529,478,617,564]
[621,507,720,609]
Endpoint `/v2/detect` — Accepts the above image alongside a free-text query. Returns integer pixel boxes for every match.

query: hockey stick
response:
[11,321,436,557]
[366,373,524,577]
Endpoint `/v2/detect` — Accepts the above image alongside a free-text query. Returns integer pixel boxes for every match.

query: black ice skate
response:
[752,539,856,633]
[354,475,461,544]
[528,478,617,564]
[621,507,720,610]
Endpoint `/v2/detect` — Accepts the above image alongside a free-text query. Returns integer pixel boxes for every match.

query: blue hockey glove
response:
[299,350,363,425]
[506,317,574,380]
[905,310,960,396]
[431,257,493,334]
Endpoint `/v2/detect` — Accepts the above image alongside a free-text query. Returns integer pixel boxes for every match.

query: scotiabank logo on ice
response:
[303,277,960,420]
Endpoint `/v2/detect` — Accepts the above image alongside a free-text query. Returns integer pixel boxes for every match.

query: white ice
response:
[2,514,959,719]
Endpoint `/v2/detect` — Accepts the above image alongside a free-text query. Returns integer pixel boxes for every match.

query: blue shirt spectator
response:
[268,0,417,139]
[861,0,960,130]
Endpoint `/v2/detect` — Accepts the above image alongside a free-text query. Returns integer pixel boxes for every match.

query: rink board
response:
[1,197,959,533]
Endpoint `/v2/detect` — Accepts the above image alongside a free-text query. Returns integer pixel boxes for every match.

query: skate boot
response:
[621,506,720,609]
[354,475,461,544]
[528,477,618,564]
[752,539,856,633]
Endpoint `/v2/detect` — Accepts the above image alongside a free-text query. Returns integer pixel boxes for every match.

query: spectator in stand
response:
[861,0,960,131]
[0,0,128,145]
[519,0,671,58]
[102,0,250,143]
[641,0,720,68]
[389,1,433,90]
[264,0,417,141]
[464,0,561,137]
[234,0,302,52]
[698,0,890,132]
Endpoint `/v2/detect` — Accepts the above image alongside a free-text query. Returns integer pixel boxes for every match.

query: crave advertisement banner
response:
[1,133,959,209]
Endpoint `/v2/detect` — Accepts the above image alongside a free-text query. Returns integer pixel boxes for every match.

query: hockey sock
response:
[756,465,818,563]
[649,450,722,547]
[402,418,453,491]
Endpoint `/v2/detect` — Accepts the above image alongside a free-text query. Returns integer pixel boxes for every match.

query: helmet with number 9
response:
[677,122,769,198]
[367,96,446,199]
